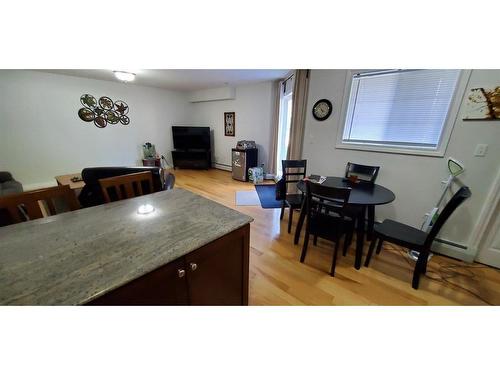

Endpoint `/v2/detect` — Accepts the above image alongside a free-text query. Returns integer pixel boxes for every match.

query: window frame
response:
[335,69,471,157]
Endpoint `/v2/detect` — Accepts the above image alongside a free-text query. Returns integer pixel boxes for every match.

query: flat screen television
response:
[172,126,211,150]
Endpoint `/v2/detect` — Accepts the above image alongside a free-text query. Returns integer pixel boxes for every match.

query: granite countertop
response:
[0,188,253,305]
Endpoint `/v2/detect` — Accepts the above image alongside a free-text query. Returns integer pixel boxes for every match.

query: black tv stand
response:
[172,149,211,170]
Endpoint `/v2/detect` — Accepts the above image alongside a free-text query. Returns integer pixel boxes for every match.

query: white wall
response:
[0,70,190,189]
[188,81,276,171]
[302,69,500,260]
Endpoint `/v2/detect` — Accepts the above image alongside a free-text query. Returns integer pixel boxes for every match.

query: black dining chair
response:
[300,180,354,276]
[364,186,471,289]
[280,160,307,233]
[345,162,380,242]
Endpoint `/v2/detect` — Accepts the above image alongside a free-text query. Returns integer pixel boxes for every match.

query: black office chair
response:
[344,162,381,242]
[300,180,354,276]
[280,160,307,234]
[364,186,471,289]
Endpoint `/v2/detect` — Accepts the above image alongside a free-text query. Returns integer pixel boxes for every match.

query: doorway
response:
[473,168,500,268]
[276,75,294,177]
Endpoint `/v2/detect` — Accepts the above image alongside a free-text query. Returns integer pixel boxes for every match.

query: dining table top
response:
[297,175,395,206]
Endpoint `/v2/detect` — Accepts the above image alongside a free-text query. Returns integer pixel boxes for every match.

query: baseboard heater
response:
[370,219,466,250]
[434,238,467,250]
[214,163,232,171]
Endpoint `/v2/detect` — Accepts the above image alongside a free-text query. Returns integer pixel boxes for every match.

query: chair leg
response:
[300,223,310,263]
[376,238,383,254]
[412,251,427,289]
[364,237,378,267]
[343,228,353,256]
[421,249,429,275]
[280,201,285,220]
[313,235,318,246]
[288,207,293,233]
[330,239,340,277]
[367,206,375,241]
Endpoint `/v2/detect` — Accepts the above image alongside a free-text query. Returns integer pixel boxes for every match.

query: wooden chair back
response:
[99,171,154,203]
[305,180,352,219]
[281,159,307,196]
[303,180,352,242]
[0,185,80,225]
[282,160,307,184]
[424,186,471,248]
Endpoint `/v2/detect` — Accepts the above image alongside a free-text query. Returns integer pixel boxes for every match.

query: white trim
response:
[469,166,500,260]
[335,69,472,157]
[432,240,475,263]
[214,163,232,172]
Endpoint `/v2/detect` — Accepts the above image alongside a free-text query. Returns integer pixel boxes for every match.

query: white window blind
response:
[342,69,461,149]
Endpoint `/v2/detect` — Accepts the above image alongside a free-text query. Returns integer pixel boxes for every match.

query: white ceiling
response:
[37,69,291,91]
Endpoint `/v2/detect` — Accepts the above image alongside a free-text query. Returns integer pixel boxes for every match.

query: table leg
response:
[355,205,367,269]
[294,198,307,245]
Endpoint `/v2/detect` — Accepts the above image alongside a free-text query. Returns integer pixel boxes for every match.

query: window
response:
[338,69,464,156]
[276,75,294,176]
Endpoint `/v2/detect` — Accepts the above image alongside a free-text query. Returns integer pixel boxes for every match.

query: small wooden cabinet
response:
[87,224,249,306]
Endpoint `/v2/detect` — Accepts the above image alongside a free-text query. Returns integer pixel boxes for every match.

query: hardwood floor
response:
[174,168,500,305]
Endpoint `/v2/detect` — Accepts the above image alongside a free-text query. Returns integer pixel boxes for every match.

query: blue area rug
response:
[254,184,282,209]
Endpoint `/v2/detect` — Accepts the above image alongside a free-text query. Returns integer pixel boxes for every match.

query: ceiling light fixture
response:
[113,71,136,82]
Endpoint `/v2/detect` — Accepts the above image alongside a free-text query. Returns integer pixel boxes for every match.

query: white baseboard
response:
[431,240,474,262]
[214,163,232,172]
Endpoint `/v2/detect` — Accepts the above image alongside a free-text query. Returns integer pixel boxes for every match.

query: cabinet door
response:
[87,257,189,305]
[185,224,250,306]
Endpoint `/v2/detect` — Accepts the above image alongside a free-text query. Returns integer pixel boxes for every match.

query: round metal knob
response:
[189,262,198,271]
[177,269,186,278]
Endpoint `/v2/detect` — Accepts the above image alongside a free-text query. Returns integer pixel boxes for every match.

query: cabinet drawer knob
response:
[189,262,198,271]
[177,269,186,278]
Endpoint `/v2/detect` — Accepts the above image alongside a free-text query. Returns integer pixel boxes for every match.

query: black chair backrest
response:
[305,180,351,218]
[282,160,307,185]
[281,159,307,196]
[424,186,471,248]
[345,162,380,183]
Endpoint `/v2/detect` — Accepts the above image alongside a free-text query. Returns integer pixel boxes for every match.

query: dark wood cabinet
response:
[87,224,250,306]
[185,223,249,305]
[87,257,189,305]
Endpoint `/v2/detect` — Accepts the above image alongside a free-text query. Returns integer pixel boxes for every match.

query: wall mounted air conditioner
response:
[189,86,236,103]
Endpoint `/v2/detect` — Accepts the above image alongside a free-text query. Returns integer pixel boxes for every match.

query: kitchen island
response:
[0,188,253,305]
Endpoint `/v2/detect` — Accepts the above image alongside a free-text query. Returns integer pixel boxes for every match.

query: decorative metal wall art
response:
[463,87,500,120]
[78,94,130,128]
[224,112,235,136]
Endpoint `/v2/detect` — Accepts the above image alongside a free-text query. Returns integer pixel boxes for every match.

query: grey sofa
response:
[0,172,23,197]
[0,172,23,226]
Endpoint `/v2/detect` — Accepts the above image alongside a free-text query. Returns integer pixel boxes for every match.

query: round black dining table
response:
[294,175,395,269]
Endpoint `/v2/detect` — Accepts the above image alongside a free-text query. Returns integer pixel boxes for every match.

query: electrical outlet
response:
[474,144,488,157]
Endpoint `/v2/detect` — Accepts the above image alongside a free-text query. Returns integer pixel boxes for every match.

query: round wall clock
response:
[312,99,333,121]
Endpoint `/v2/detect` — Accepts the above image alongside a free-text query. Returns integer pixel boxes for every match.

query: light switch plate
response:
[474,144,488,157]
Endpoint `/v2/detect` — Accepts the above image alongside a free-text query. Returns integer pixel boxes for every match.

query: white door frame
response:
[468,166,500,262]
